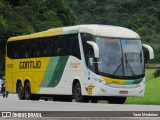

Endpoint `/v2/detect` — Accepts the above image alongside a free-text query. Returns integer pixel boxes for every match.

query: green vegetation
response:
[66,0,160,63]
[126,69,160,104]
[126,77,160,105]
[0,0,75,36]
[145,69,157,81]
[0,0,160,75]
[0,0,75,76]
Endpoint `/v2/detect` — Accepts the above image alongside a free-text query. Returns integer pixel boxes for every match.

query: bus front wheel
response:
[73,82,89,102]
[17,82,25,100]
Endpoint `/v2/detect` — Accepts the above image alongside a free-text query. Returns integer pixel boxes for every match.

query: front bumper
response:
[92,82,145,97]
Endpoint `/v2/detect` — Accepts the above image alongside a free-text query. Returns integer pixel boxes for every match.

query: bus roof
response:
[78,25,140,39]
[8,24,140,41]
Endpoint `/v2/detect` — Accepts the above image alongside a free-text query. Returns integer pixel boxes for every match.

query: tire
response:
[24,82,39,100]
[117,97,127,104]
[73,82,89,102]
[108,97,126,104]
[17,82,25,100]
[24,82,32,100]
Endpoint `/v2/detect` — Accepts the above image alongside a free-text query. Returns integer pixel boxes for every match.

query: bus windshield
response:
[95,37,144,78]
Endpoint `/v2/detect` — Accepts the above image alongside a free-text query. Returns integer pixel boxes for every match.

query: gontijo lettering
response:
[19,61,41,69]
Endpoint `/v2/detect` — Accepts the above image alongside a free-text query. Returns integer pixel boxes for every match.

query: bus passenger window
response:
[57,47,64,55]
[14,43,20,58]
[14,52,18,58]
[25,52,29,57]
[46,40,53,56]
[37,41,42,57]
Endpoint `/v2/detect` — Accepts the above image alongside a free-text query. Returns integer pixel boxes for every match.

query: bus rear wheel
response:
[73,82,89,103]
[24,82,32,100]
[107,97,126,104]
[24,82,39,100]
[17,82,25,100]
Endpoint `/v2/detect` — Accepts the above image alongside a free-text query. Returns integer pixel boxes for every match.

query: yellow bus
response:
[5,25,154,103]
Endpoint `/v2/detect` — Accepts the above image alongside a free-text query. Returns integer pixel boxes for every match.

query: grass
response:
[126,69,160,105]
[145,69,157,81]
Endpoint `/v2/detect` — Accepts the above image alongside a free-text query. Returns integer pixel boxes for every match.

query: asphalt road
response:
[0,94,160,111]
[0,94,160,119]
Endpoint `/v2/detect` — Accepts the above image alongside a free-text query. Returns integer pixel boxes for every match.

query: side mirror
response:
[87,41,99,58]
[142,44,154,59]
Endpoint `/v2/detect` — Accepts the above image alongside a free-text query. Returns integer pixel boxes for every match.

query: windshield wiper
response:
[113,63,122,75]
[125,53,128,68]
[124,53,135,76]
[113,56,124,75]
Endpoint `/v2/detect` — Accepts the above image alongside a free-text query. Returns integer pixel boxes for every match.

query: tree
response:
[0,0,76,76]
[66,0,160,63]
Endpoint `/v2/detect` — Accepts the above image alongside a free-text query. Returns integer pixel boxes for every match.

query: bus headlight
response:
[95,78,110,85]
[137,80,145,87]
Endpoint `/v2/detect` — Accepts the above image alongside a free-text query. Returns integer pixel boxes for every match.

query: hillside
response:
[0,0,75,76]
[66,0,160,63]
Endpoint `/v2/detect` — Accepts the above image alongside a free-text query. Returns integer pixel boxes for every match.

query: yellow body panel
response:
[6,56,50,93]
[8,28,63,41]
[6,27,64,94]
[102,76,125,84]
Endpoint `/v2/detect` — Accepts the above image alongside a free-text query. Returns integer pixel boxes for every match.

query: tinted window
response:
[7,34,81,59]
